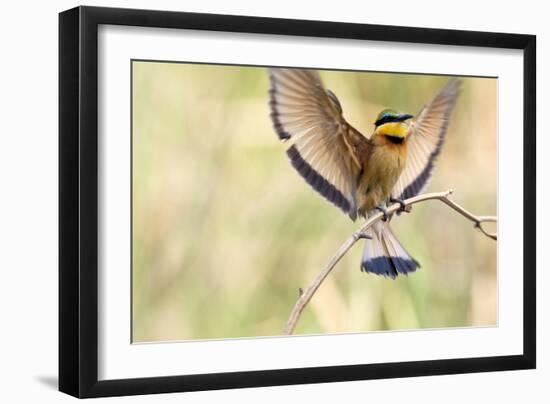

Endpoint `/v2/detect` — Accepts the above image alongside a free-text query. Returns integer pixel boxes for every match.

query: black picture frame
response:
[59,5,536,398]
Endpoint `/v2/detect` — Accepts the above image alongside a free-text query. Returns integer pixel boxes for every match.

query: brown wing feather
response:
[269,68,369,220]
[392,79,462,200]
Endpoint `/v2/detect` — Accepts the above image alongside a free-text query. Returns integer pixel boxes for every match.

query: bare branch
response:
[283,190,497,335]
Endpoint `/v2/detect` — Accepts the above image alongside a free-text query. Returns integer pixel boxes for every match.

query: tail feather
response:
[361,222,419,278]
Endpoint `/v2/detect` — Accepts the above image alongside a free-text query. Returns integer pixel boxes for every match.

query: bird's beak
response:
[397,113,414,122]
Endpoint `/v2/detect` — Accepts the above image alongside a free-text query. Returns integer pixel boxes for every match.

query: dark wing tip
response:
[400,78,462,200]
[268,81,292,140]
[286,145,351,214]
[441,78,462,107]
[400,161,435,200]
[326,89,343,114]
[447,77,463,91]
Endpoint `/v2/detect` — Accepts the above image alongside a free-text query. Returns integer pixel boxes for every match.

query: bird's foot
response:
[390,197,411,214]
[376,205,389,221]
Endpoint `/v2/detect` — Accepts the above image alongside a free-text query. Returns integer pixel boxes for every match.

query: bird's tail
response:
[361,221,419,278]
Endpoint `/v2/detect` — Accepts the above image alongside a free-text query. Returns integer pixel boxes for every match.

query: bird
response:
[268,68,461,278]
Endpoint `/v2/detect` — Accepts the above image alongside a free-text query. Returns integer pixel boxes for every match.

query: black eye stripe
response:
[374,115,399,126]
[374,114,412,127]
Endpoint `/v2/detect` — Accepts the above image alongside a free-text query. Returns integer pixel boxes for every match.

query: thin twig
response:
[283,189,497,335]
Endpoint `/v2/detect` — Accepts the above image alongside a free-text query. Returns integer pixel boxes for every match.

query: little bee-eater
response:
[268,68,461,278]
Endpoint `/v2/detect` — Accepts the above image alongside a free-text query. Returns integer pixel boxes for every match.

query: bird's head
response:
[373,109,413,145]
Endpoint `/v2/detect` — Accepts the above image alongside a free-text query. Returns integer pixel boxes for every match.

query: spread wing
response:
[392,79,462,200]
[268,68,369,220]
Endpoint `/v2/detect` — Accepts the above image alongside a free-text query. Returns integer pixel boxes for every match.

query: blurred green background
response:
[132,61,497,342]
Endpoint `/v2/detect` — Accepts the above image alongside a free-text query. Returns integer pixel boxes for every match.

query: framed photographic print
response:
[59,6,536,398]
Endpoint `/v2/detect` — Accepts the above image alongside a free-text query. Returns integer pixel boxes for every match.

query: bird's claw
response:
[376,205,389,221]
[390,197,411,214]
